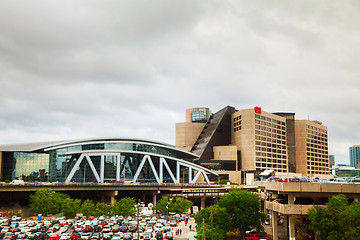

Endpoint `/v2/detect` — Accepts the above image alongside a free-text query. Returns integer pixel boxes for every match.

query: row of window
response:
[233,115,242,121]
[255,125,286,135]
[256,157,287,164]
[307,170,329,175]
[306,125,327,134]
[256,146,287,154]
[306,134,328,143]
[307,157,329,163]
[306,143,328,150]
[234,126,242,132]
[234,121,242,127]
[306,152,328,159]
[256,135,286,145]
[256,141,287,150]
[256,152,287,159]
[255,130,286,141]
[255,119,286,130]
[306,138,328,148]
[255,114,286,126]
[307,162,329,167]
[255,162,287,169]
[306,147,328,155]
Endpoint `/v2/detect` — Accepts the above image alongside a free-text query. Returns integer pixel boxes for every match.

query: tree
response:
[154,196,173,215]
[216,190,265,237]
[172,197,193,214]
[62,198,81,218]
[80,199,96,217]
[194,205,230,240]
[308,194,360,240]
[29,189,68,216]
[117,197,136,216]
[95,202,112,217]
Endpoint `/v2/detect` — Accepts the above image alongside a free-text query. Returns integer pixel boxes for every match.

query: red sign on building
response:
[254,106,262,114]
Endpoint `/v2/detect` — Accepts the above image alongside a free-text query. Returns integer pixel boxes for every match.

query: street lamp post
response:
[211,205,213,240]
[166,198,173,220]
[137,200,140,240]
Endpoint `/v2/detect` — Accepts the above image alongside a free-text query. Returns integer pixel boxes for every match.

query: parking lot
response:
[0,214,197,240]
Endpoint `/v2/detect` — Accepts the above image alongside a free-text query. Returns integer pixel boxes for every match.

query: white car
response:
[154,224,163,232]
[60,233,71,240]
[20,227,31,233]
[11,215,22,221]
[1,227,9,233]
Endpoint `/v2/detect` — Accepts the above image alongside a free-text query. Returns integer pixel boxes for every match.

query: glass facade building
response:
[0,138,216,184]
[350,145,360,168]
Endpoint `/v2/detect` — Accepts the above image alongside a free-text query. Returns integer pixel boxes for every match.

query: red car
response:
[245,233,269,240]
[89,216,95,220]
[49,233,60,240]
[60,221,69,226]
[84,225,93,232]
[112,225,120,232]
[100,221,107,226]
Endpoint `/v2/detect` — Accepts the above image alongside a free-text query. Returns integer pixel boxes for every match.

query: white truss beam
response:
[64,152,213,184]
[85,155,101,183]
[65,154,85,183]
[159,158,177,184]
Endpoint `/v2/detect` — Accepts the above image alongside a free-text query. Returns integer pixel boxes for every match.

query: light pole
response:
[166,198,172,220]
[211,205,213,240]
[137,200,140,240]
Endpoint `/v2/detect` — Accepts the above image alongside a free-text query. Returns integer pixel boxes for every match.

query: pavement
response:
[173,217,197,240]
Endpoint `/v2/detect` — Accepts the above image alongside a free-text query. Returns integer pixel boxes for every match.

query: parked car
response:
[245,233,269,240]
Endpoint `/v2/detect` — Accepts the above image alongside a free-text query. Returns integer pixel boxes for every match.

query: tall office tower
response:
[350,145,360,168]
[329,155,335,168]
[232,108,288,173]
[294,120,329,176]
[176,106,330,180]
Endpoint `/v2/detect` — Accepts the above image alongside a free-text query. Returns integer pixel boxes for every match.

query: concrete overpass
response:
[256,181,360,240]
[0,183,223,208]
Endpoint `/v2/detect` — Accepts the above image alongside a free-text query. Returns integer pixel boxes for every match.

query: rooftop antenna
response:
[308,115,310,121]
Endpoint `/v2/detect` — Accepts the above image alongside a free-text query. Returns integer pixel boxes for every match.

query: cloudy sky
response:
[0,0,359,164]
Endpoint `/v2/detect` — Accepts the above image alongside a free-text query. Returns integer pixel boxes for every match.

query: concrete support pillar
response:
[289,216,296,240]
[284,215,289,239]
[201,197,206,209]
[142,193,146,203]
[271,211,278,240]
[153,193,157,206]
[100,195,105,203]
[354,196,359,202]
[110,196,115,204]
[263,200,267,213]
[288,193,295,205]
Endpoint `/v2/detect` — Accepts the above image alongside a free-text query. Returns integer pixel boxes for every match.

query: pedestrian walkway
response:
[174,217,197,240]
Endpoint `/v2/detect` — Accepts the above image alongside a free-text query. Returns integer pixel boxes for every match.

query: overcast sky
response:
[0,0,359,164]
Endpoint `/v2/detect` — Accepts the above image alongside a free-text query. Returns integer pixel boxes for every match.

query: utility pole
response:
[203,218,206,240]
[137,200,140,240]
[211,205,213,240]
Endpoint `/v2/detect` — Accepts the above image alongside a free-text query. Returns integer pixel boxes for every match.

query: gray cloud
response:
[0,0,359,164]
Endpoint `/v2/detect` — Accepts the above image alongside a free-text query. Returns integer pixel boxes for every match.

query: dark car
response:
[119,225,128,232]
[155,231,163,239]
[129,224,137,232]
